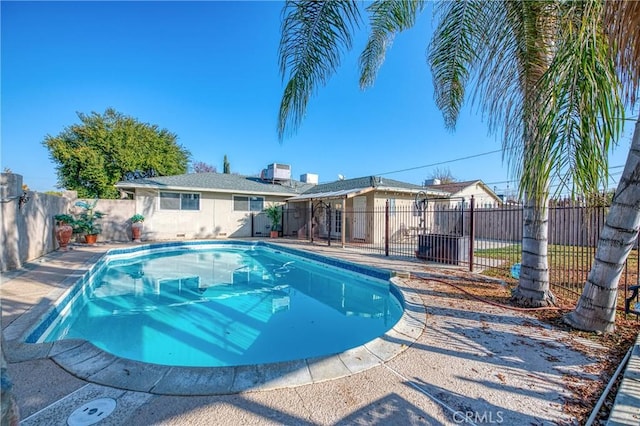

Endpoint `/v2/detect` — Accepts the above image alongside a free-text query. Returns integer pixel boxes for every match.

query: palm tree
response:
[429,1,622,306]
[278,0,622,307]
[429,1,557,307]
[564,1,640,332]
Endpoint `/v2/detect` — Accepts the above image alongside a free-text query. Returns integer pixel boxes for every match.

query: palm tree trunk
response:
[565,116,640,333]
[512,195,557,307]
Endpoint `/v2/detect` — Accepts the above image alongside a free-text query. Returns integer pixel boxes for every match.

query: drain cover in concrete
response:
[67,398,116,426]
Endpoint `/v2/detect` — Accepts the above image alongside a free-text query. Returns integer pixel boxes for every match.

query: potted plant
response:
[130,213,144,243]
[73,199,105,244]
[54,213,74,250]
[264,204,282,238]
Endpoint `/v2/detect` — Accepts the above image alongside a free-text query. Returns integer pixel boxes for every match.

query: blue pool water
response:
[36,243,403,367]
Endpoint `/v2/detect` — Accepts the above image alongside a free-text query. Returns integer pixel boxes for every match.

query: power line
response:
[477,165,624,186]
[374,140,626,180]
[377,149,504,176]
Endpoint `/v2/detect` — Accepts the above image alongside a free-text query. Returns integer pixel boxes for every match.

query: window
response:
[334,209,342,233]
[233,195,264,212]
[160,192,180,210]
[250,197,264,212]
[181,194,200,210]
[160,192,200,210]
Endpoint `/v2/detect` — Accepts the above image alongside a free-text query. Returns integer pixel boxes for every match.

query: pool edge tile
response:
[52,342,118,379]
[89,358,170,393]
[338,346,381,374]
[151,366,235,395]
[364,333,408,362]
[306,355,351,383]
[49,339,86,358]
[231,360,312,393]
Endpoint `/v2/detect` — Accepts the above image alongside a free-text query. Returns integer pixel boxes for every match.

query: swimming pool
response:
[30,241,404,368]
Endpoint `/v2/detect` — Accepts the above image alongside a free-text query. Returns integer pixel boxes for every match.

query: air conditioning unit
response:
[300,173,318,184]
[264,163,291,181]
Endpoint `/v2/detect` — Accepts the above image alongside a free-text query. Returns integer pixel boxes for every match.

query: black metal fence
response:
[252,199,639,310]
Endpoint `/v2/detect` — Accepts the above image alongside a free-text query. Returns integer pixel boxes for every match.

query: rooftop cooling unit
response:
[300,173,318,185]
[264,163,291,181]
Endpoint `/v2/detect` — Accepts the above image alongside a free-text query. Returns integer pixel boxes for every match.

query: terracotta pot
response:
[84,234,98,245]
[270,230,279,238]
[131,222,143,242]
[55,223,73,250]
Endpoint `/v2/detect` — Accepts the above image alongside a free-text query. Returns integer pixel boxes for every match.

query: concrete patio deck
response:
[2,239,637,425]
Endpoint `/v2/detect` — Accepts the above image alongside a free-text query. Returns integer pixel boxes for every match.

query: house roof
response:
[425,180,479,194]
[425,180,503,203]
[288,176,449,201]
[115,173,315,197]
[115,173,456,201]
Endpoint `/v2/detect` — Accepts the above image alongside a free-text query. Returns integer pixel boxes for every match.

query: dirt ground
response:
[415,271,638,425]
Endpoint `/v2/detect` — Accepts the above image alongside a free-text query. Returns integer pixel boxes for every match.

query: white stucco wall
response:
[74,198,136,242]
[448,184,501,208]
[133,188,288,241]
[1,173,75,270]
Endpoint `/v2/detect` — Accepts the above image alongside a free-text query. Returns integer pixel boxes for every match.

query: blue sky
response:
[1,1,633,196]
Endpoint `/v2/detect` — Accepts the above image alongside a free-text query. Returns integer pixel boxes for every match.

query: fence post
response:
[310,202,315,243]
[283,203,288,237]
[469,195,475,272]
[341,197,347,248]
[251,212,254,237]
[385,200,389,257]
[327,203,331,247]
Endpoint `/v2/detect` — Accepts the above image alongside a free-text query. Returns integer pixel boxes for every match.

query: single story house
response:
[115,171,315,240]
[115,165,496,244]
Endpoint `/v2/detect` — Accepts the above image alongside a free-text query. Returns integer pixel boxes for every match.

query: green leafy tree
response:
[277,0,622,308]
[43,108,191,198]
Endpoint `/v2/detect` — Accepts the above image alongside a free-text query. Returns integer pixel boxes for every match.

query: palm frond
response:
[359,0,425,89]
[524,0,624,200]
[481,1,559,196]
[604,0,640,105]
[428,0,488,130]
[277,0,361,140]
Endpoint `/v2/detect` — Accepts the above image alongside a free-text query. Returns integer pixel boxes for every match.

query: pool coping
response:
[3,241,427,396]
